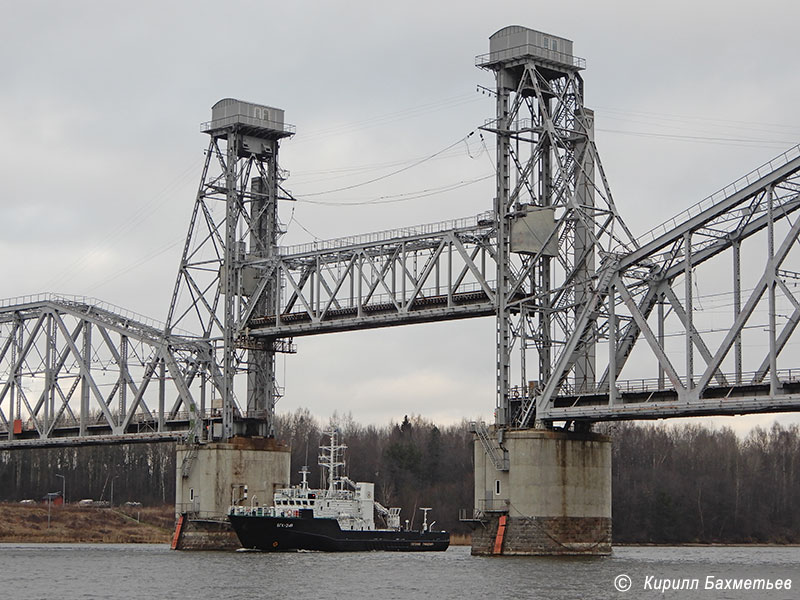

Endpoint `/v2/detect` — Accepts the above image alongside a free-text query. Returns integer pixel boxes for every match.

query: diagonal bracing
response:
[0,295,212,448]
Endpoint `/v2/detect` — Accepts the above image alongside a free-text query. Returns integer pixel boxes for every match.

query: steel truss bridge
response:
[0,294,221,448]
[2,26,800,450]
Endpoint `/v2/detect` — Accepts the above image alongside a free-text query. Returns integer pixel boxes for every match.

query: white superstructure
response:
[231,430,402,531]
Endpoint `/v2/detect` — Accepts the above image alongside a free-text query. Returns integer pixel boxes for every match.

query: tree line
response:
[2,413,799,543]
[273,409,474,533]
[609,420,800,543]
[0,442,174,506]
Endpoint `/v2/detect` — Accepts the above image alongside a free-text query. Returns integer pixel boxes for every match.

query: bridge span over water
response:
[2,28,800,452]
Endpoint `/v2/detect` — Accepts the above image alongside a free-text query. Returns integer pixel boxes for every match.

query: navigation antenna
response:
[420,507,432,532]
[299,465,310,490]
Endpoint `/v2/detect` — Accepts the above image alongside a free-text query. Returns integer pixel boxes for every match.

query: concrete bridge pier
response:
[173,437,290,550]
[472,429,611,556]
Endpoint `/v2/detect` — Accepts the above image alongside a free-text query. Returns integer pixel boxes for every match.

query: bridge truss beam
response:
[524,145,800,425]
[241,215,497,339]
[0,295,217,448]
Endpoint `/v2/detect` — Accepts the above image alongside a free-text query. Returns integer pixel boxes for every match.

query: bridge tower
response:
[478,26,636,429]
[166,99,296,440]
[170,101,295,532]
[471,26,636,555]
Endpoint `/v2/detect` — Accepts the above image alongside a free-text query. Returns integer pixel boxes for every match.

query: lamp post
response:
[111,475,119,508]
[55,473,65,506]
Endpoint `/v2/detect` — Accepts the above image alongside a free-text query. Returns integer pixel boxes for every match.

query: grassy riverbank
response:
[0,503,174,544]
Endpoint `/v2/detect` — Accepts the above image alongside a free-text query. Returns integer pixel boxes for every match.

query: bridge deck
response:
[246,289,495,337]
[0,412,223,449]
[545,378,800,422]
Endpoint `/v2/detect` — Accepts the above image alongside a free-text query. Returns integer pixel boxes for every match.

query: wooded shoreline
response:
[2,412,799,544]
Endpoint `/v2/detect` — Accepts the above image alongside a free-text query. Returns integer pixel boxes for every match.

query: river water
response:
[2,543,798,600]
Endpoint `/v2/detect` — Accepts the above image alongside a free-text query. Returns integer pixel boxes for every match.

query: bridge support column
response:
[175,437,289,524]
[472,429,611,555]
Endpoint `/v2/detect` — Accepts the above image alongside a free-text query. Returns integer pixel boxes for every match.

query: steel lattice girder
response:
[4,49,800,446]
[241,218,498,338]
[0,296,215,448]
[525,146,800,425]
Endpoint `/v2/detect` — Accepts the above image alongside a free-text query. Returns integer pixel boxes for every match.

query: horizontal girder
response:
[242,215,498,338]
[546,370,800,421]
[4,89,800,449]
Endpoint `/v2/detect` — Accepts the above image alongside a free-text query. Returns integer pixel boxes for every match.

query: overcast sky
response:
[2,1,799,433]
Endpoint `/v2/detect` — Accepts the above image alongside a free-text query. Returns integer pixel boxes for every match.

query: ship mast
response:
[319,429,347,496]
[299,465,310,490]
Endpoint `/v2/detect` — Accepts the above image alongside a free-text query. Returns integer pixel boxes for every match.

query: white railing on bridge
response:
[200,115,296,136]
[547,368,800,397]
[1,409,219,434]
[280,212,494,257]
[635,144,800,247]
[0,292,196,337]
[475,43,586,70]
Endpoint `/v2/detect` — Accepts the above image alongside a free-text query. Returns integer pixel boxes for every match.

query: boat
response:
[228,430,450,552]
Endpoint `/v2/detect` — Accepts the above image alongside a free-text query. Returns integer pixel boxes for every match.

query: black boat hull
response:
[228,514,450,552]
